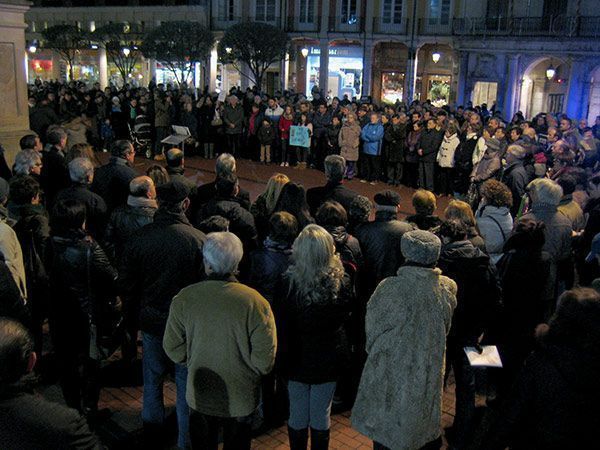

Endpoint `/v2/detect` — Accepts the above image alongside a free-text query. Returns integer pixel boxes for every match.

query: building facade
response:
[25,0,600,122]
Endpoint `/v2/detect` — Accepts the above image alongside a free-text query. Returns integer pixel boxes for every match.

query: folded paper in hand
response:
[464,345,503,368]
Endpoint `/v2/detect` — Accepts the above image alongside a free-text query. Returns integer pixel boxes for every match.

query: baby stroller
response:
[129,115,153,159]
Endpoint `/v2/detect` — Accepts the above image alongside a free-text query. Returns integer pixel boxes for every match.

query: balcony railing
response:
[372,16,408,34]
[452,15,600,38]
[417,17,452,35]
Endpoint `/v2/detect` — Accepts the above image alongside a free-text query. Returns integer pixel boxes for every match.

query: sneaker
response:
[369,181,377,185]
[359,179,367,184]
[280,162,285,167]
[285,162,289,167]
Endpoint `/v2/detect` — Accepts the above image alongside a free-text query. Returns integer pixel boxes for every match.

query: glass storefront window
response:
[305,46,363,100]
[472,81,498,107]
[428,74,451,107]
[381,71,405,104]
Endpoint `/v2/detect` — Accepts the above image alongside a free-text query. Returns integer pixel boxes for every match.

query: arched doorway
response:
[416,44,455,106]
[519,57,570,118]
[587,66,600,124]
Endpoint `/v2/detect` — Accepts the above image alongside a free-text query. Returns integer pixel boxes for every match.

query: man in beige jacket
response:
[163,231,277,449]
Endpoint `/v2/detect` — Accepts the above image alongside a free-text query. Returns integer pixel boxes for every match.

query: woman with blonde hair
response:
[443,199,485,250]
[251,173,290,243]
[275,224,350,450]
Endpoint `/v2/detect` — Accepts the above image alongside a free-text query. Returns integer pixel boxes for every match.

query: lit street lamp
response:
[28,44,37,54]
[432,51,441,64]
[546,64,556,80]
[122,47,131,57]
[225,47,232,54]
[301,47,309,58]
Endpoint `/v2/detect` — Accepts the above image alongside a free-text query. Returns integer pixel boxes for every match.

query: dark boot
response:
[310,428,330,450]
[142,422,165,449]
[287,425,308,450]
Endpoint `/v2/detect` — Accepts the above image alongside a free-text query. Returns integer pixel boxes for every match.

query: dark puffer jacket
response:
[46,230,117,355]
[274,273,351,384]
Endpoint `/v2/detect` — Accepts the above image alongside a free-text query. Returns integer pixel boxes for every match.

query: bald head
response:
[129,175,156,199]
[166,148,184,168]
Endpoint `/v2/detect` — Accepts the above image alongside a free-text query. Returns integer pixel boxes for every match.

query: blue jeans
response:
[142,332,189,448]
[287,380,336,431]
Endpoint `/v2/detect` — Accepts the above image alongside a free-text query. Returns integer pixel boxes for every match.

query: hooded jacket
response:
[476,204,514,264]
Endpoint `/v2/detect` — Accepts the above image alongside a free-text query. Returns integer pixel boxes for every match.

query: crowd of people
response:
[0,78,599,450]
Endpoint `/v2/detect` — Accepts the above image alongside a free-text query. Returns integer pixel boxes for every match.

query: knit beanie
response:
[401,230,441,266]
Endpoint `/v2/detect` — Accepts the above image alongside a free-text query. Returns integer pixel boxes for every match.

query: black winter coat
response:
[384,123,407,163]
[247,239,292,304]
[119,210,206,336]
[11,204,49,303]
[91,157,137,212]
[453,137,477,194]
[29,105,60,138]
[257,124,275,145]
[46,230,117,355]
[104,203,156,261]
[437,240,503,346]
[40,147,70,206]
[354,212,414,296]
[274,274,351,384]
[418,128,444,162]
[306,181,358,217]
[55,184,107,239]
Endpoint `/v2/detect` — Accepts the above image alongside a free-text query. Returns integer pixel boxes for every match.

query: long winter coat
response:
[339,121,361,162]
[352,265,457,449]
[384,123,407,163]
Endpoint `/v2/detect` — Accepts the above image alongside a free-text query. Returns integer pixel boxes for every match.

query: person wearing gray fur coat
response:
[351,230,457,450]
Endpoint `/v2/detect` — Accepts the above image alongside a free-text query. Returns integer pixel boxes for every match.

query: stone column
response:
[455,50,469,107]
[280,52,289,92]
[319,38,329,98]
[98,46,108,89]
[405,47,417,104]
[502,54,520,122]
[362,40,373,98]
[148,58,157,84]
[566,57,588,120]
[0,0,31,165]
[207,48,218,93]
